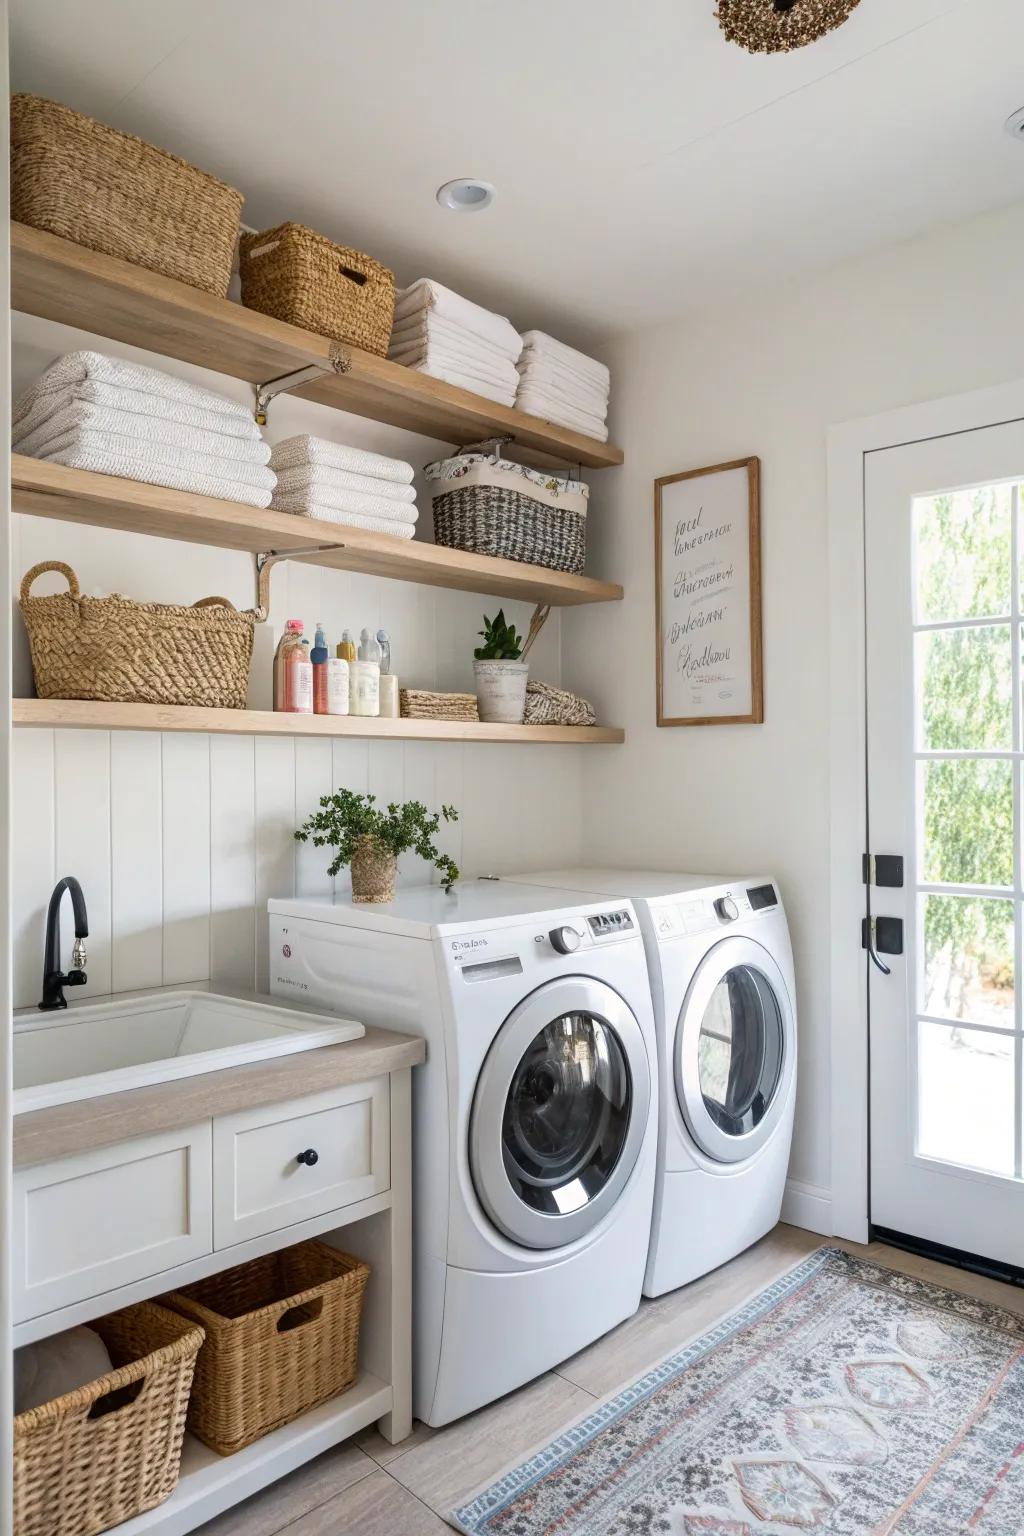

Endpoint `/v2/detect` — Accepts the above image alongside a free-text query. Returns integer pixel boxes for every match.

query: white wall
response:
[11,314,589,1009]
[569,199,1024,1210]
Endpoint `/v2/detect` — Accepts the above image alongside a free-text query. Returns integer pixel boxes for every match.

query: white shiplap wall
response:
[12,313,590,1008]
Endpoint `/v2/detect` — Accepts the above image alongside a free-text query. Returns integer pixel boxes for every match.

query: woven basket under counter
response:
[426,451,588,575]
[11,94,243,296]
[400,689,480,722]
[239,222,395,355]
[163,1241,370,1455]
[13,1302,205,1536]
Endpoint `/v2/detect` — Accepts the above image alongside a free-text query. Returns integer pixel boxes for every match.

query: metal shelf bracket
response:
[253,343,353,425]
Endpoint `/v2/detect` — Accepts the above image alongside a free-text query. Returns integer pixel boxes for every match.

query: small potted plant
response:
[473,609,529,724]
[295,789,459,904]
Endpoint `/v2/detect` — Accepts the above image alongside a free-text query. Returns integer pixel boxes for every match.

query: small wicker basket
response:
[400,689,479,722]
[239,223,395,355]
[164,1241,370,1455]
[13,1302,205,1536]
[425,450,588,575]
[20,561,266,710]
[11,94,243,296]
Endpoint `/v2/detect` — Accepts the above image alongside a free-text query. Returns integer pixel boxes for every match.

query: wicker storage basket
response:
[400,689,479,722]
[164,1241,370,1454]
[20,561,266,710]
[425,450,589,575]
[524,679,596,727]
[239,223,395,355]
[13,1302,205,1536]
[11,94,243,297]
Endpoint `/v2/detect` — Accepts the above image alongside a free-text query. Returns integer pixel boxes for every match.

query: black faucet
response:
[39,876,89,1011]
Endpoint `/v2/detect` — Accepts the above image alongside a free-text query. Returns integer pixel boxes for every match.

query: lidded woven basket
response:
[20,561,266,710]
[11,93,244,295]
[716,0,861,53]
[239,222,395,355]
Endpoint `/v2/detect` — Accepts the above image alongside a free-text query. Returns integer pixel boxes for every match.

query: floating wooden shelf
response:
[12,223,622,469]
[12,456,623,608]
[14,698,625,744]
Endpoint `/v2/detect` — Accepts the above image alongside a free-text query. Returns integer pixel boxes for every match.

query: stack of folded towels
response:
[515,331,611,443]
[13,350,276,506]
[269,434,418,540]
[387,279,522,407]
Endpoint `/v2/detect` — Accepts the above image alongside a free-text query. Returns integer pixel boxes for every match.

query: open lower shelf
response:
[12,222,622,470]
[14,698,626,744]
[12,455,623,608]
[115,1371,392,1534]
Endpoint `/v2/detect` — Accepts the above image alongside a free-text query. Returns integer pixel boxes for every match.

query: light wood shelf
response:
[14,698,625,744]
[12,455,623,608]
[12,223,622,469]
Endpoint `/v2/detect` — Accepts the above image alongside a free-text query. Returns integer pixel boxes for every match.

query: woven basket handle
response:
[20,560,80,605]
[192,595,237,612]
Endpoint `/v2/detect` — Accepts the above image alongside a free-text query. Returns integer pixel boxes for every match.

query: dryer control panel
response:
[652,884,777,941]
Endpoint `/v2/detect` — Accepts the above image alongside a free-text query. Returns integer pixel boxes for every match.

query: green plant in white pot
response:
[295,789,459,904]
[473,610,529,724]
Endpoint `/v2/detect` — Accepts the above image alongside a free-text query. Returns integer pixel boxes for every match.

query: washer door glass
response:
[503,1013,630,1217]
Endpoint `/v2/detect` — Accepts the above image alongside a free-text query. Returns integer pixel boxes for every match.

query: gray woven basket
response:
[432,485,585,574]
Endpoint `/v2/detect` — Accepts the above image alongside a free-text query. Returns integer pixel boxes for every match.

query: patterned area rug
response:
[452,1247,1024,1535]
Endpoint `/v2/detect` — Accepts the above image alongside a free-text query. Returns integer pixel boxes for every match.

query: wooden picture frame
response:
[655,456,763,726]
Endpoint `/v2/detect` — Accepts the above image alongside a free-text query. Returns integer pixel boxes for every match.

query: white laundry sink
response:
[13,990,365,1113]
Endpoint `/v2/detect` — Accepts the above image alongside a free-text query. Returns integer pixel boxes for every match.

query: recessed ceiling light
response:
[1005,106,1024,142]
[436,178,495,213]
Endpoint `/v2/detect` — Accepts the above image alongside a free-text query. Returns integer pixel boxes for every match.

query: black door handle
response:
[862,916,903,974]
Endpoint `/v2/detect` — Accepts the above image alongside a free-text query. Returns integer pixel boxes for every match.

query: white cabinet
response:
[12,1123,213,1323]
[213,1077,390,1247]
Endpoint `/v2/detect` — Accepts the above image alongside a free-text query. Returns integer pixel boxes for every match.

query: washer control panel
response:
[586,908,635,940]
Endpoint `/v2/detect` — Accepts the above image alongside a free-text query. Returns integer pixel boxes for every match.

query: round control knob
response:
[714,896,739,923]
[549,925,582,954]
[296,1148,319,1167]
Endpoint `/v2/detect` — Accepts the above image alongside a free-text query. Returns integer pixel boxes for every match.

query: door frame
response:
[827,378,1024,1244]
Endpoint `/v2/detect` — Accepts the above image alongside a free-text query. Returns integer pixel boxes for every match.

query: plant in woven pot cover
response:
[716,0,862,54]
[295,789,459,903]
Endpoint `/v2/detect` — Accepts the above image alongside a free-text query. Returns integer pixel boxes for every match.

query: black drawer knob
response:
[296,1148,319,1167]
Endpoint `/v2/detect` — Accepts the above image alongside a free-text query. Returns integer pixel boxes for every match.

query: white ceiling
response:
[10,0,1024,344]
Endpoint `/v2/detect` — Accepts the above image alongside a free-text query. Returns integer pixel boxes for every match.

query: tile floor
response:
[196,1224,1024,1534]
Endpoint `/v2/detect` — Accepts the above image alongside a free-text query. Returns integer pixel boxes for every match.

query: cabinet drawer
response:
[213,1077,390,1247]
[12,1123,213,1323]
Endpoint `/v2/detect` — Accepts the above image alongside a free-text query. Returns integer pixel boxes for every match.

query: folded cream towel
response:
[272,486,419,522]
[269,434,414,484]
[277,503,417,539]
[32,438,275,507]
[22,350,256,420]
[394,280,521,359]
[272,464,417,503]
[518,331,610,391]
[15,400,273,466]
[13,378,265,441]
[15,1327,113,1415]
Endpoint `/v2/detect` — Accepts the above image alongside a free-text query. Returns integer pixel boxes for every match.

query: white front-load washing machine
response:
[268,879,657,1425]
[506,871,798,1296]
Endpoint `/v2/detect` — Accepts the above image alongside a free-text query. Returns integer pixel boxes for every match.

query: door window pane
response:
[914,485,1012,623]
[919,759,1013,888]
[920,895,1014,1028]
[917,1020,1014,1176]
[916,626,1012,751]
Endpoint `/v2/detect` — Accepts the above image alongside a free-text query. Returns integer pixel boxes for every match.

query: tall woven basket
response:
[11,94,243,296]
[240,223,395,355]
[20,561,267,710]
[13,1301,205,1536]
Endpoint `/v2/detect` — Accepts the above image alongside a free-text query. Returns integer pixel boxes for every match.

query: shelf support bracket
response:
[253,546,346,612]
[253,343,353,425]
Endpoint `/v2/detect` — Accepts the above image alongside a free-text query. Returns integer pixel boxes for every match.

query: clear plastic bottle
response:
[311,622,329,715]
[273,619,304,711]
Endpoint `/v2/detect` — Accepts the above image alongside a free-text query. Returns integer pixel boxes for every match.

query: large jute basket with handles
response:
[239,222,395,355]
[350,836,398,904]
[20,561,269,710]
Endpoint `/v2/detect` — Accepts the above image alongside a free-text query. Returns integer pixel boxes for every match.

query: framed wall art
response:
[655,456,763,726]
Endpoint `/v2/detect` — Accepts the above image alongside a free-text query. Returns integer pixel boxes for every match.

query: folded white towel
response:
[272,464,417,504]
[402,362,516,407]
[388,339,520,394]
[22,350,256,421]
[15,400,273,466]
[389,310,517,368]
[516,356,610,411]
[269,434,414,484]
[31,441,275,508]
[514,389,610,442]
[13,378,265,442]
[515,368,609,423]
[394,280,522,360]
[272,485,419,522]
[15,1327,113,1415]
[28,426,276,489]
[277,503,417,539]
[518,331,610,392]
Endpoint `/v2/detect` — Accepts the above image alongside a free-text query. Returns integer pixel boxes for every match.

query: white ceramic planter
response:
[473,659,529,724]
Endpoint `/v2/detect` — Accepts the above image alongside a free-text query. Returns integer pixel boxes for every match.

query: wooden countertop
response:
[13,1025,425,1169]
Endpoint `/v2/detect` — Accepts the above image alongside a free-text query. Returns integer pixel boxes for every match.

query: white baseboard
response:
[781,1179,833,1236]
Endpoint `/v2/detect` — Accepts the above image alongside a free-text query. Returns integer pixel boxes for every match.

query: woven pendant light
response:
[716,0,862,55]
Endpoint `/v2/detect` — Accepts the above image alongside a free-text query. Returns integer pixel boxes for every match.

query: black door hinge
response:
[862,915,904,956]
[863,853,904,889]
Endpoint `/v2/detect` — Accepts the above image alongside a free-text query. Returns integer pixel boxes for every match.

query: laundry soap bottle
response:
[352,627,381,718]
[311,623,329,714]
[337,630,357,665]
[376,626,399,718]
[327,653,350,715]
[273,619,304,711]
[286,636,313,714]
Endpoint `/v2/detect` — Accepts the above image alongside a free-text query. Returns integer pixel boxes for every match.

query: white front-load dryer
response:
[505,871,798,1296]
[268,880,657,1425]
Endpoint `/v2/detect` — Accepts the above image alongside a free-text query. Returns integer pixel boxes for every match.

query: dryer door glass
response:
[698,966,784,1137]
[503,1013,630,1217]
